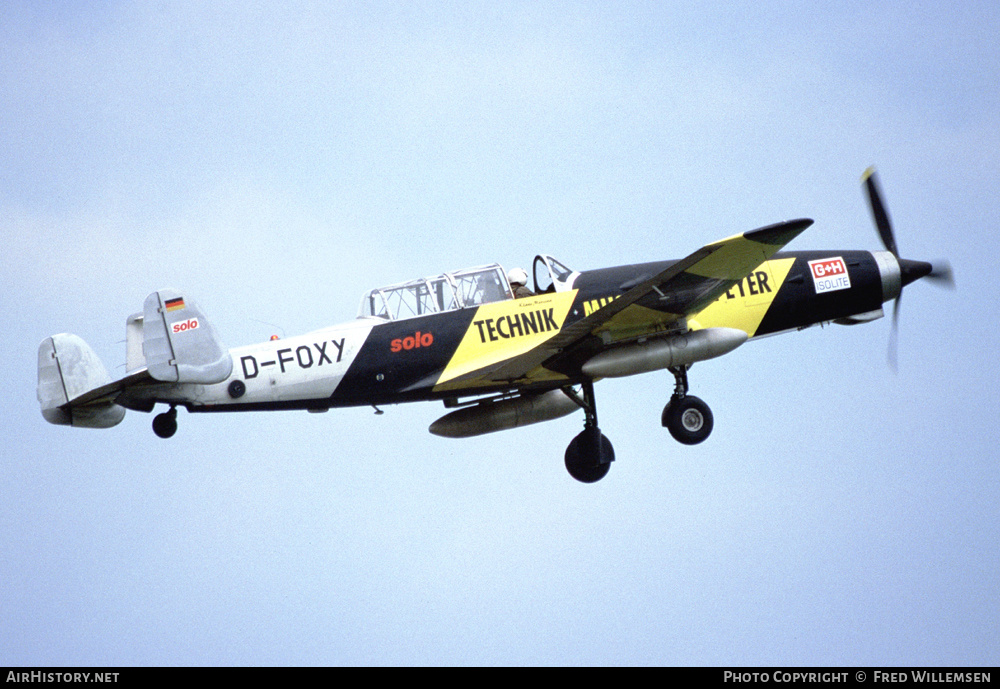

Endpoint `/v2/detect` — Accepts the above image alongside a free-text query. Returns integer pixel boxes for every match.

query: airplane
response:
[37,170,952,482]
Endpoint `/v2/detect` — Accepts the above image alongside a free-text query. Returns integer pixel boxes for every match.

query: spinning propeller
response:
[861,167,954,370]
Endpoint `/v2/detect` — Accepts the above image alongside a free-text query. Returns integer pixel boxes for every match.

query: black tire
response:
[564,427,614,483]
[662,395,713,445]
[152,410,178,439]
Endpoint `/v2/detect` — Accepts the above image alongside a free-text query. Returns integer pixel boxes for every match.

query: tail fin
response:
[37,334,126,428]
[142,289,232,384]
[38,289,231,428]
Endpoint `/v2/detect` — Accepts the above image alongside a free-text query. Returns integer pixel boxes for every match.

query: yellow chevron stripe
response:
[692,257,795,336]
[437,291,577,387]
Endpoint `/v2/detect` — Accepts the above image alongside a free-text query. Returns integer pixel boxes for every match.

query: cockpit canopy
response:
[357,257,579,321]
[358,264,511,321]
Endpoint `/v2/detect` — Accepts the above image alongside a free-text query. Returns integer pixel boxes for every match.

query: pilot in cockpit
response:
[507,267,534,299]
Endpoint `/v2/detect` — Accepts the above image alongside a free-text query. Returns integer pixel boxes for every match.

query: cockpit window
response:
[358,265,510,320]
[533,255,578,294]
[453,268,507,308]
[549,258,574,281]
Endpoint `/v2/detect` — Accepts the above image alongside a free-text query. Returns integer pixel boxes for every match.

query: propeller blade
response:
[888,293,901,374]
[927,260,955,289]
[862,166,898,257]
[860,168,952,372]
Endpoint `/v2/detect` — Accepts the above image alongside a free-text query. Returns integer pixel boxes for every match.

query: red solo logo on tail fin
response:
[171,318,200,334]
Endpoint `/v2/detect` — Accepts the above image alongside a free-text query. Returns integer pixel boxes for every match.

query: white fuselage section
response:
[147,319,377,409]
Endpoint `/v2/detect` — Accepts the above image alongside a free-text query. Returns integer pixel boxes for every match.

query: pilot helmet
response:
[507,267,528,286]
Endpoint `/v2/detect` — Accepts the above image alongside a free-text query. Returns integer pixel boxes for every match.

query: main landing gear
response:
[152,405,178,439]
[661,365,713,445]
[562,366,714,484]
[563,382,615,483]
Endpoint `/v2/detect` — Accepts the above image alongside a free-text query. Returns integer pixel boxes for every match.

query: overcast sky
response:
[3,1,998,666]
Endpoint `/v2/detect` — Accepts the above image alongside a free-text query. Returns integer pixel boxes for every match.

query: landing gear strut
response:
[563,382,615,483]
[661,366,713,445]
[152,406,178,439]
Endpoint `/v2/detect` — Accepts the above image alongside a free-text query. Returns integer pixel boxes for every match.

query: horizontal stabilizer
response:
[37,334,126,428]
[142,289,233,384]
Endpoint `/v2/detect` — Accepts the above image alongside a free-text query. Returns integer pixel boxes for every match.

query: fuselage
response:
[136,249,896,416]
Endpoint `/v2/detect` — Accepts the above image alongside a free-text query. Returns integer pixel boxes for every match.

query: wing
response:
[435,218,812,389]
[550,218,813,347]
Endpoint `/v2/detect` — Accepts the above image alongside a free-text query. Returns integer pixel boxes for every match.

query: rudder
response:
[142,289,233,384]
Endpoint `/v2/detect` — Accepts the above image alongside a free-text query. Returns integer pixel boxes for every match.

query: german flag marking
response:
[164,297,186,312]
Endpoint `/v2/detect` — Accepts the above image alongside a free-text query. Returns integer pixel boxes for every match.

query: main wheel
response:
[661,395,713,445]
[152,409,178,439]
[564,427,614,483]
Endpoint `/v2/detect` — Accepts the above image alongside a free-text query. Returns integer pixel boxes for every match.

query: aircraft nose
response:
[898,258,933,288]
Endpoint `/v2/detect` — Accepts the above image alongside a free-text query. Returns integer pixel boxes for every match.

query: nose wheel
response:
[661,366,713,445]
